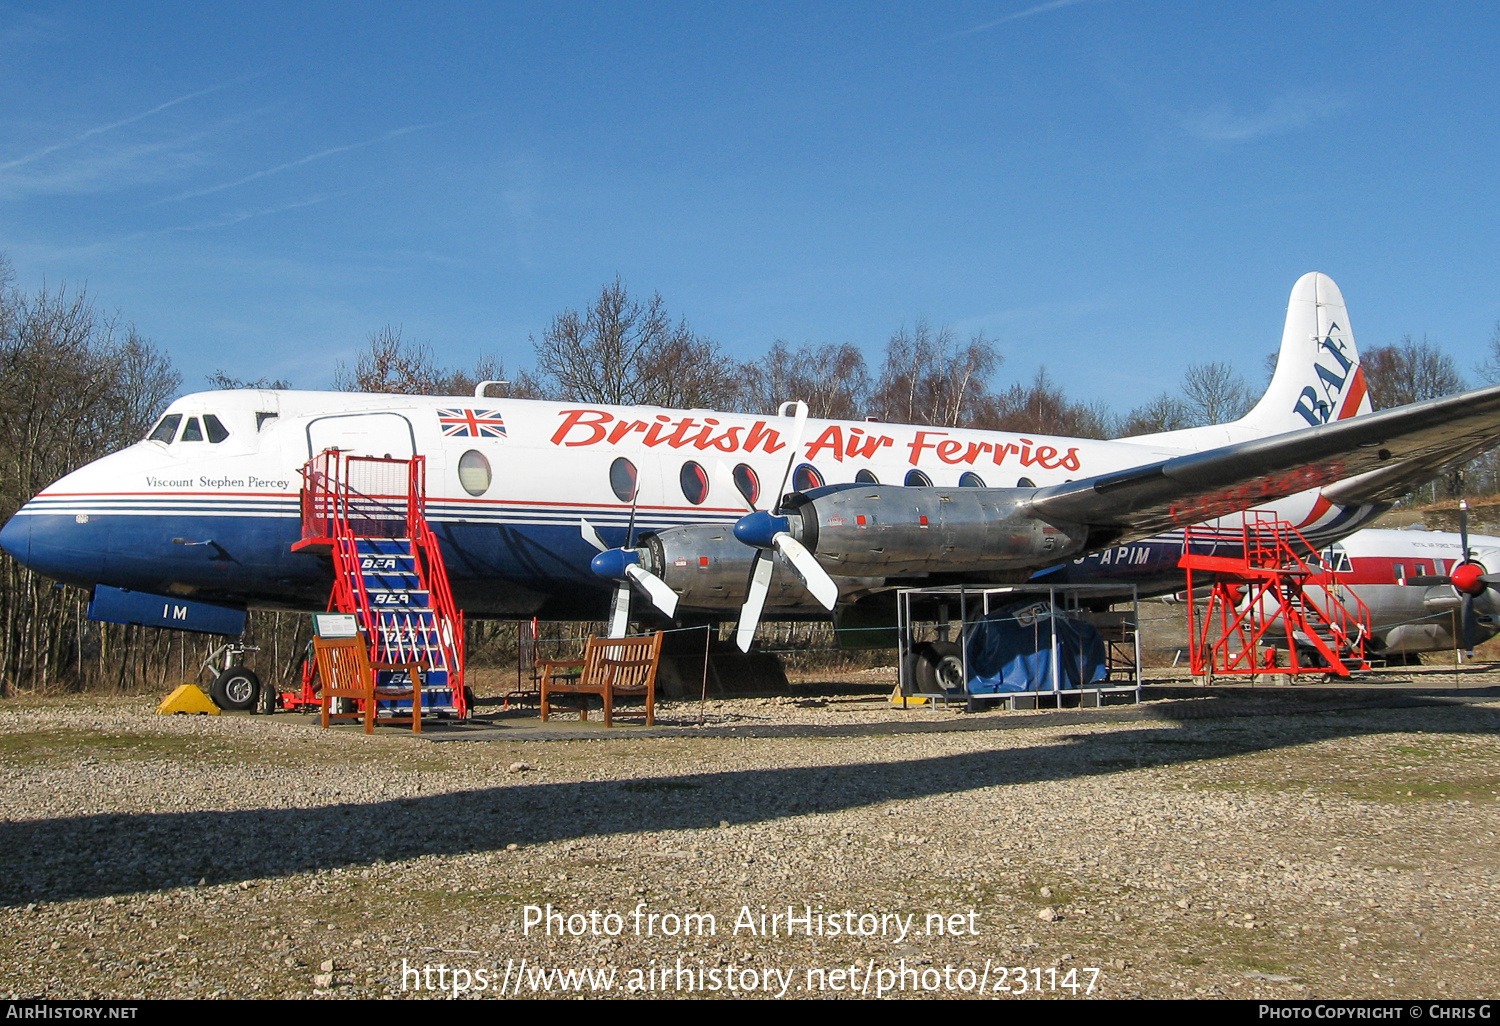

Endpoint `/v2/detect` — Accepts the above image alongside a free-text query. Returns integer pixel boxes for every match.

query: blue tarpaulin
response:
[963,606,1108,693]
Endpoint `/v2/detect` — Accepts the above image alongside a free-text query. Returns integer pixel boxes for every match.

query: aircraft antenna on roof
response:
[474,380,509,398]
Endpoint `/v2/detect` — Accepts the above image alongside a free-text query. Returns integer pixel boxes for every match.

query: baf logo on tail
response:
[1293,327,1369,427]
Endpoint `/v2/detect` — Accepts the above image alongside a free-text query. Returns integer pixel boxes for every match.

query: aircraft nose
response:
[0,511,29,565]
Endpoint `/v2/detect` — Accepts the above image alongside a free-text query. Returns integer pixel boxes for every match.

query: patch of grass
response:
[0,728,221,764]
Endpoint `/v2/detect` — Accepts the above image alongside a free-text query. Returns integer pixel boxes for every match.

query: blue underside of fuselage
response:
[0,513,627,619]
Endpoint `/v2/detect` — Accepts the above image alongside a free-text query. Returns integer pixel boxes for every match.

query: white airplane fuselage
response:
[0,386,1386,623]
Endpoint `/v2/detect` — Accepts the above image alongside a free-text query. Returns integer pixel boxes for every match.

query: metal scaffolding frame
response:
[895,582,1143,711]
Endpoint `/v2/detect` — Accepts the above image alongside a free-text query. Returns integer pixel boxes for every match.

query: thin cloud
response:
[938,0,1099,41]
[161,122,438,203]
[0,76,254,172]
[1179,92,1347,144]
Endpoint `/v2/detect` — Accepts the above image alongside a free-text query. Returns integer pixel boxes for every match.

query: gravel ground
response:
[3,671,1500,1000]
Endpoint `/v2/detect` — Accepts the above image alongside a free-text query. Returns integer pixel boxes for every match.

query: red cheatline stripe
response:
[1295,495,1333,528]
[1336,366,1368,420]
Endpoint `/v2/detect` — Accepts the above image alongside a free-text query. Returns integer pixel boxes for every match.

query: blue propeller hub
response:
[733,510,791,550]
[590,548,641,581]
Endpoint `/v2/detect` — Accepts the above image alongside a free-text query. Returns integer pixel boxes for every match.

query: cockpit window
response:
[203,414,229,443]
[148,414,182,443]
[255,412,277,431]
[181,417,204,442]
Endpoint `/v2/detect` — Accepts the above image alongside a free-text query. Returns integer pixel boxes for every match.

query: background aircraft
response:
[1280,522,1500,657]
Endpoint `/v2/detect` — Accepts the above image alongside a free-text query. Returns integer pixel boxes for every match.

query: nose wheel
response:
[201,642,263,711]
[210,665,262,711]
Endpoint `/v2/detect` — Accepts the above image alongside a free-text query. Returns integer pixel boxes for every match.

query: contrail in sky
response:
[937,0,1100,41]
[161,122,437,203]
[0,76,254,171]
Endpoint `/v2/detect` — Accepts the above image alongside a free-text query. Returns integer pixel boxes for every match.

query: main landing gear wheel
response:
[910,641,965,695]
[210,666,262,711]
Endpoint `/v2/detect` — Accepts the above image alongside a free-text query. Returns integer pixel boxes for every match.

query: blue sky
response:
[2,1,1498,411]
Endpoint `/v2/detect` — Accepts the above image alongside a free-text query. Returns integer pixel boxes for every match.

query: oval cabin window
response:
[959,472,985,488]
[458,450,492,496]
[609,457,638,503]
[855,469,879,484]
[732,463,759,506]
[680,461,709,505]
[792,464,823,492]
[905,469,932,487]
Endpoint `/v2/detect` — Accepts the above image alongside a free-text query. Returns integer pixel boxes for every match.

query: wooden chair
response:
[539,632,663,727]
[313,635,428,734]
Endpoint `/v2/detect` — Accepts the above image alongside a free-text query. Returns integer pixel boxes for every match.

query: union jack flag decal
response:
[437,409,507,438]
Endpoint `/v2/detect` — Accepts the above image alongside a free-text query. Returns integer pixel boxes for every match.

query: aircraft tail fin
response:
[1237,271,1371,433]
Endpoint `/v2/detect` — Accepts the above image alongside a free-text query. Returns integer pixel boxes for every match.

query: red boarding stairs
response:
[286,450,467,718]
[1178,511,1371,679]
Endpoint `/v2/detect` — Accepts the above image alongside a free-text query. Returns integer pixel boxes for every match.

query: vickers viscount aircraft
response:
[6,272,1500,705]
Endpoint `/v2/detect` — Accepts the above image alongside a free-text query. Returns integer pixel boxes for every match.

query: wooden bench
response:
[312,635,428,733]
[539,632,663,727]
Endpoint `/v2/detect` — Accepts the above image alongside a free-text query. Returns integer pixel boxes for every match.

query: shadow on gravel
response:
[5,695,1499,905]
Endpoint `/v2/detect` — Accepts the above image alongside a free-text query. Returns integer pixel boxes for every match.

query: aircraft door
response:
[306,412,417,460]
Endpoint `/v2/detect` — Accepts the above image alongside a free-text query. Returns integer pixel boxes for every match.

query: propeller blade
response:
[1463,592,1479,652]
[735,553,775,652]
[1460,498,1471,561]
[772,400,810,506]
[581,519,608,553]
[774,533,839,610]
[607,581,631,638]
[625,563,679,618]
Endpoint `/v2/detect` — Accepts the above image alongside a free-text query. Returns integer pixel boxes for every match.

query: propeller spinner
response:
[1401,500,1500,651]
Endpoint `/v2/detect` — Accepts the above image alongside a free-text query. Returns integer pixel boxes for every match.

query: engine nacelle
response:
[774,485,1088,577]
[641,524,881,612]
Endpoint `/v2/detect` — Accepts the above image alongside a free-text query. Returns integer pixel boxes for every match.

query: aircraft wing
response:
[1029,384,1500,540]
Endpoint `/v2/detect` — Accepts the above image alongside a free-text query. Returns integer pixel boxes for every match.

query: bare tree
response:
[868,322,1002,427]
[0,269,179,692]
[1182,361,1253,425]
[207,370,292,389]
[980,367,1111,438]
[333,325,525,397]
[740,341,869,419]
[1119,392,1195,436]
[1362,334,1465,410]
[531,278,742,408]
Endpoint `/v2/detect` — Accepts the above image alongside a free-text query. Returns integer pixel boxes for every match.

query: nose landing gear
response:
[201,643,263,711]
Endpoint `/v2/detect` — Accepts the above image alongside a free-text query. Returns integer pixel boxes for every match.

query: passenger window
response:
[959,472,985,488]
[1017,477,1036,488]
[203,414,229,443]
[905,469,932,487]
[148,414,182,443]
[181,417,204,442]
[792,464,823,492]
[458,450,491,496]
[609,457,638,503]
[679,461,709,505]
[1415,563,1428,577]
[855,469,879,484]
[732,464,759,506]
[1393,563,1405,583]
